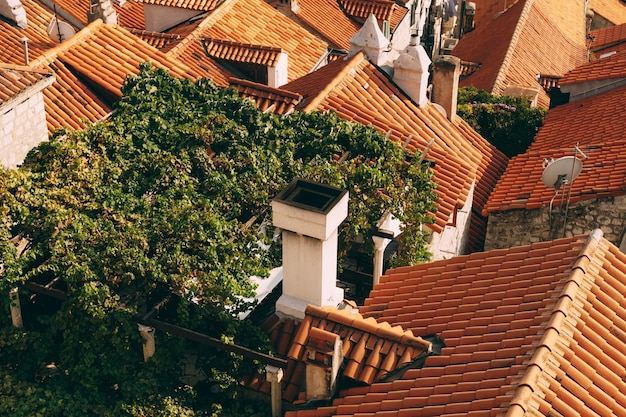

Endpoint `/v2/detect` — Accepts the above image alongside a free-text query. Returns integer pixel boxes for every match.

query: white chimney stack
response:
[393,34,431,107]
[88,0,118,24]
[272,179,348,319]
[0,0,28,29]
[348,14,390,66]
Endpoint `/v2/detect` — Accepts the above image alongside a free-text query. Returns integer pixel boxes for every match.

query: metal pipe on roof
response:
[21,37,29,66]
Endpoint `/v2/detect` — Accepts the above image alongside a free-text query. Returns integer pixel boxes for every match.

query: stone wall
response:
[0,91,48,169]
[485,195,626,252]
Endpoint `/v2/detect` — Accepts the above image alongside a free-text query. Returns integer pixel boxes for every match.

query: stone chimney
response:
[349,14,390,67]
[271,179,347,319]
[431,55,460,121]
[393,34,431,107]
[268,52,288,88]
[304,327,343,401]
[88,0,118,25]
[0,0,27,29]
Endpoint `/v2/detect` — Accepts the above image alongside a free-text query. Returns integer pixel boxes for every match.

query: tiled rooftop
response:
[165,0,329,84]
[133,0,222,11]
[201,38,283,67]
[45,0,146,29]
[288,230,626,416]
[589,0,626,25]
[249,305,432,403]
[484,81,626,214]
[0,64,53,105]
[230,78,301,114]
[276,53,508,245]
[453,0,587,107]
[560,48,626,86]
[590,22,626,56]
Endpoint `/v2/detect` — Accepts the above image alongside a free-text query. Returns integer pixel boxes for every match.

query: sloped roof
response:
[0,64,53,106]
[484,83,626,214]
[230,78,301,114]
[453,0,587,107]
[290,0,405,51]
[560,48,626,86]
[201,38,283,67]
[278,53,508,242]
[166,0,329,84]
[589,0,626,25]
[127,28,182,49]
[288,230,626,416]
[590,22,626,56]
[44,0,146,29]
[248,305,431,403]
[32,20,198,102]
[133,0,222,11]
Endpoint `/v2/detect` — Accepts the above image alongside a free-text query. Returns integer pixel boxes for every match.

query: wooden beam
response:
[141,317,288,369]
[22,281,68,300]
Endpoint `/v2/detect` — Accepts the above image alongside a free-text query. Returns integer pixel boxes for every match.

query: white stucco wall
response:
[1,91,48,169]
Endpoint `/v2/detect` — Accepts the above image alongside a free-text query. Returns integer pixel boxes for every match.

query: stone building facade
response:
[485,195,626,253]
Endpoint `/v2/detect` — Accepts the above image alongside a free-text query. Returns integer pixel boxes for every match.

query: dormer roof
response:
[133,0,222,12]
[0,64,54,108]
[288,230,626,416]
[42,0,145,29]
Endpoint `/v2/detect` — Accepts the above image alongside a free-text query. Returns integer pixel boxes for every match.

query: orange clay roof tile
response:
[201,38,282,66]
[589,0,626,25]
[288,230,626,417]
[0,64,53,105]
[133,0,222,11]
[293,0,361,50]
[560,49,626,85]
[484,81,626,214]
[166,0,329,84]
[276,52,507,243]
[127,29,182,49]
[46,0,146,29]
[453,0,587,108]
[590,22,626,54]
[252,305,431,403]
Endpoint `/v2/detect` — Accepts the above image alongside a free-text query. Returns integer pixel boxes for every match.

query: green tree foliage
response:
[456,87,547,157]
[0,63,437,415]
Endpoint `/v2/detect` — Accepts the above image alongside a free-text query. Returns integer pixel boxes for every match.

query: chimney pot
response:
[431,55,460,121]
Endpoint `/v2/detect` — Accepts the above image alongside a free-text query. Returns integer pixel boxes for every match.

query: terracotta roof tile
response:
[133,0,222,11]
[201,37,282,66]
[484,81,626,214]
[0,64,53,105]
[277,53,508,240]
[338,0,407,32]
[453,0,587,107]
[291,0,360,50]
[560,49,626,85]
[590,22,626,55]
[166,0,329,84]
[288,231,626,417]
[46,0,146,29]
[128,29,182,49]
[589,0,626,25]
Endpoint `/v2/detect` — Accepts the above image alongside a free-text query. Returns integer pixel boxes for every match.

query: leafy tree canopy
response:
[0,63,437,416]
[456,86,547,157]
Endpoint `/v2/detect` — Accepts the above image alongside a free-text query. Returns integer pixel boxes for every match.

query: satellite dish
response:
[541,156,583,189]
[47,19,76,43]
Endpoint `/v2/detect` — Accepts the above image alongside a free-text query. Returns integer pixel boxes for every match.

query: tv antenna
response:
[541,144,587,239]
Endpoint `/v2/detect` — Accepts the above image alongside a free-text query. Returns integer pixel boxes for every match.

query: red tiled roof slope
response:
[230,78,302,114]
[45,0,146,29]
[289,230,626,416]
[484,82,626,214]
[201,38,282,66]
[251,305,431,403]
[33,20,199,101]
[281,53,508,238]
[166,0,329,84]
[0,64,53,104]
[128,29,182,49]
[453,0,587,107]
[339,0,407,31]
[589,0,626,25]
[293,0,360,50]
[590,22,626,56]
[561,48,626,85]
[134,0,222,11]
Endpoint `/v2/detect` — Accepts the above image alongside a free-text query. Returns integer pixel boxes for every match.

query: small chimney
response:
[0,0,28,29]
[305,328,342,401]
[431,55,460,121]
[272,179,347,319]
[348,14,390,66]
[267,51,288,88]
[393,34,431,107]
[88,0,118,25]
[463,2,476,34]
